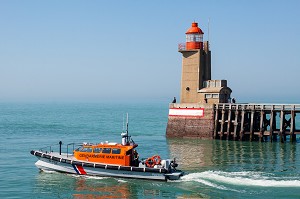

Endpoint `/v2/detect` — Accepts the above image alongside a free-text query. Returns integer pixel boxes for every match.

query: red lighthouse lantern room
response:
[185,22,204,50]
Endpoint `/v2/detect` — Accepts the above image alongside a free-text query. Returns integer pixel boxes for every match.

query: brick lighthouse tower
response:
[166,21,232,138]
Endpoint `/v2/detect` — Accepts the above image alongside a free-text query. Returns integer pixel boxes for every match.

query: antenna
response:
[126,113,129,137]
[122,113,125,131]
[208,17,210,42]
[121,113,130,145]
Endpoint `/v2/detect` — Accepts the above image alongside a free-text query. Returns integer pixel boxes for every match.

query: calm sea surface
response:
[1,102,300,199]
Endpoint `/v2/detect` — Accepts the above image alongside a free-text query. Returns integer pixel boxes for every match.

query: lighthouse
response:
[178,21,231,104]
[166,21,233,138]
[185,22,204,50]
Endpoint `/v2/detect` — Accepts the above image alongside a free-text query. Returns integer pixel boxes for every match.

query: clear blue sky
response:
[1,0,300,103]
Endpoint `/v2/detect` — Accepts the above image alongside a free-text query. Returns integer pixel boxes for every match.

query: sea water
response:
[1,102,300,199]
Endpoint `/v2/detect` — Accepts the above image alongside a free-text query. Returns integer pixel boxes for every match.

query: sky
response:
[1,0,300,103]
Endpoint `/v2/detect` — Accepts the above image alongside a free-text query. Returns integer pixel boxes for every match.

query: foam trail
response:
[69,174,107,180]
[42,170,57,174]
[83,175,107,180]
[191,178,243,192]
[181,172,245,193]
[182,171,300,187]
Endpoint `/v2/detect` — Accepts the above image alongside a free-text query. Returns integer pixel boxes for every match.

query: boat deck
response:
[38,151,146,167]
[39,151,101,163]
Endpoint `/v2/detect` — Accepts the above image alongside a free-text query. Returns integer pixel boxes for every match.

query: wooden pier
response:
[214,103,300,142]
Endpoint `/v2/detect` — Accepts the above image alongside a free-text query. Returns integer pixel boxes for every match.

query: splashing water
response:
[182,171,300,188]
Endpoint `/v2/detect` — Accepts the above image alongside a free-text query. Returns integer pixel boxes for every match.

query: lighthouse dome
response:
[186,22,204,34]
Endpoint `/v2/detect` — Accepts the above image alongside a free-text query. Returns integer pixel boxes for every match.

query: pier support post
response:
[269,105,274,142]
[259,107,264,142]
[220,104,225,139]
[290,105,296,142]
[227,104,232,140]
[240,105,245,141]
[250,107,255,142]
[233,108,239,141]
[214,105,219,139]
[279,106,285,143]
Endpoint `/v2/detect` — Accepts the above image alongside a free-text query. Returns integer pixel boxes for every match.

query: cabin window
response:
[93,148,102,153]
[102,148,111,154]
[112,148,121,154]
[75,146,83,151]
[80,147,93,152]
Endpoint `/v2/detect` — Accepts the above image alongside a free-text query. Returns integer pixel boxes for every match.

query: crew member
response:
[133,150,139,166]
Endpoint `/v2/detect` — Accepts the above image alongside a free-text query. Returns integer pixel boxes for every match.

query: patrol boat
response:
[30,115,183,181]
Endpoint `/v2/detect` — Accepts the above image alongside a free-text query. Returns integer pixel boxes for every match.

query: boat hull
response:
[31,151,183,181]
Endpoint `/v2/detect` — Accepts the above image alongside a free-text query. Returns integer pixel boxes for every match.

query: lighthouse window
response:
[102,148,111,154]
[186,34,203,42]
[186,34,196,42]
[112,148,121,154]
[195,35,203,42]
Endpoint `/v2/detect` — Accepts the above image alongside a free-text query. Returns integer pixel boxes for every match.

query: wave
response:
[41,170,57,174]
[117,179,127,183]
[71,174,107,180]
[181,171,300,188]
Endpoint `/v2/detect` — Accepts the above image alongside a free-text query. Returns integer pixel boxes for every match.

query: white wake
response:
[181,171,300,188]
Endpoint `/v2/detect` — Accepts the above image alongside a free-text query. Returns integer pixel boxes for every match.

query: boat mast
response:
[121,113,130,145]
[126,113,129,141]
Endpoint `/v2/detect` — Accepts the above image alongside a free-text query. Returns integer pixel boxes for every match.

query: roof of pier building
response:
[198,80,232,103]
[198,86,232,94]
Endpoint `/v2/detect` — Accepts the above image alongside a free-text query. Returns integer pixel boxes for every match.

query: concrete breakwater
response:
[166,103,300,142]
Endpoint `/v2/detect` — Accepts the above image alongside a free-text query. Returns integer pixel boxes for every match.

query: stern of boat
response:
[165,171,184,180]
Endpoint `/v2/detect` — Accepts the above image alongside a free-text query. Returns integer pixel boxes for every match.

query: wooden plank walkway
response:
[214,103,300,142]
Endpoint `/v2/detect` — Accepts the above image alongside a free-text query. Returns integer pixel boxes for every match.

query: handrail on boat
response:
[66,142,82,157]
[38,142,83,157]
[39,143,59,154]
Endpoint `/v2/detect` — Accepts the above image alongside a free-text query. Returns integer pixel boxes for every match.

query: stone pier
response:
[166,103,300,142]
[166,103,214,138]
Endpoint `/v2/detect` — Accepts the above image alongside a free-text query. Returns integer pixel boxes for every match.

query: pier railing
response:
[215,103,300,111]
[214,103,300,142]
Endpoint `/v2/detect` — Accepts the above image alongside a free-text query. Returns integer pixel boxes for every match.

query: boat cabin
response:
[73,142,139,166]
